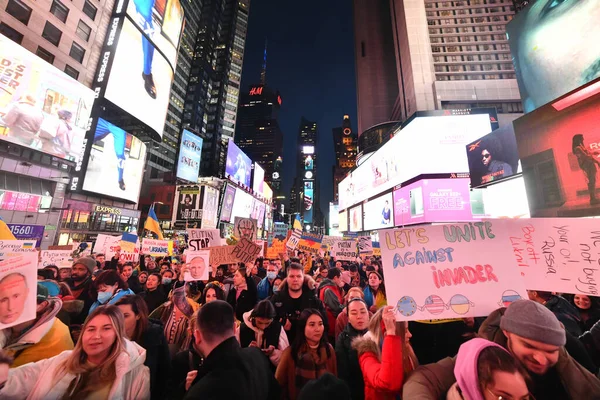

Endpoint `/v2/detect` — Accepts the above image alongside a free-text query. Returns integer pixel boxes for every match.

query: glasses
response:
[482,153,491,159]
[486,388,535,400]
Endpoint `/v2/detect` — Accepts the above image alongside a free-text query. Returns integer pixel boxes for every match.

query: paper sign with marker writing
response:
[0,253,38,329]
[232,238,261,264]
[332,240,358,261]
[183,250,210,281]
[141,238,170,256]
[208,245,238,266]
[187,229,222,251]
[358,236,373,254]
[95,234,140,263]
[0,240,37,260]
[491,218,600,296]
[380,222,527,321]
[40,250,73,268]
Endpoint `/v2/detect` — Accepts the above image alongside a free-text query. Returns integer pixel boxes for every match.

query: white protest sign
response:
[286,229,301,251]
[0,240,37,260]
[141,238,170,256]
[492,218,600,296]
[40,250,73,268]
[333,240,358,261]
[184,250,210,281]
[94,234,140,263]
[358,236,373,255]
[380,222,527,321]
[0,253,38,329]
[187,229,222,251]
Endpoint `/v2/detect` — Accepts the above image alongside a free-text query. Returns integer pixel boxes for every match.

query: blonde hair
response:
[368,307,418,374]
[56,306,126,399]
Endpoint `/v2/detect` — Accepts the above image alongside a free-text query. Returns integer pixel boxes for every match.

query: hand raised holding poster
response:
[187,229,222,251]
[0,253,38,329]
[234,217,257,242]
[183,250,210,281]
[380,222,527,321]
[231,238,261,264]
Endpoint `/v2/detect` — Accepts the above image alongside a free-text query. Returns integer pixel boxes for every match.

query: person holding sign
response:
[0,273,29,325]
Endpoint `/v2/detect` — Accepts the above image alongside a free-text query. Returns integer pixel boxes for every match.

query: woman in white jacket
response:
[236,299,289,367]
[0,305,150,400]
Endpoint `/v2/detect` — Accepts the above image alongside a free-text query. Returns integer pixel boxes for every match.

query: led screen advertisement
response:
[176,129,203,182]
[219,184,236,223]
[230,187,253,221]
[104,19,173,138]
[329,202,339,229]
[363,193,394,231]
[303,181,314,224]
[201,186,219,229]
[506,0,600,113]
[338,112,493,210]
[172,186,201,223]
[349,205,362,232]
[253,163,265,194]
[225,141,252,187]
[0,34,95,162]
[467,124,520,188]
[338,210,348,232]
[82,118,147,203]
[514,80,600,217]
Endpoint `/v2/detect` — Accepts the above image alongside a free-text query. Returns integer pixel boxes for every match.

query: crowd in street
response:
[1,249,600,399]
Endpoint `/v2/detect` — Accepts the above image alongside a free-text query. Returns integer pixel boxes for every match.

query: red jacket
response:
[353,334,405,400]
[318,279,344,339]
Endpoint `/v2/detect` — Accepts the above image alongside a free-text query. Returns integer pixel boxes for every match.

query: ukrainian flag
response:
[144,206,164,240]
[293,215,302,230]
[0,217,16,240]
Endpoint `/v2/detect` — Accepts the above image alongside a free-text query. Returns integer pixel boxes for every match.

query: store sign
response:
[249,86,263,95]
[94,205,122,215]
[7,224,45,247]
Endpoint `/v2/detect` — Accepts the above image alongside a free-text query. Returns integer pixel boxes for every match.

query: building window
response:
[50,0,69,23]
[0,22,23,44]
[76,20,91,41]
[64,64,79,79]
[42,22,62,46]
[82,0,97,20]
[5,0,32,25]
[36,46,55,64]
[69,42,85,63]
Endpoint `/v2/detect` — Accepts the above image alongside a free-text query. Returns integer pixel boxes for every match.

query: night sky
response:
[240,0,357,219]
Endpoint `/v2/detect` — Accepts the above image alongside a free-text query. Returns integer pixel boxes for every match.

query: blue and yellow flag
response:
[293,214,302,231]
[144,206,164,240]
[0,218,16,240]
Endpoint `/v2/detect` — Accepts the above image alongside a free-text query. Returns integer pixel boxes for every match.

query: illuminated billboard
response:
[338,209,348,232]
[349,205,362,232]
[104,19,173,138]
[263,183,273,202]
[467,124,521,188]
[303,181,313,224]
[339,111,494,210]
[329,202,339,229]
[176,129,203,182]
[506,1,600,113]
[0,34,95,162]
[363,192,394,231]
[82,118,147,203]
[514,79,600,217]
[219,184,236,223]
[302,145,315,154]
[201,186,219,229]
[172,186,201,223]
[304,155,314,170]
[225,141,252,187]
[253,163,265,194]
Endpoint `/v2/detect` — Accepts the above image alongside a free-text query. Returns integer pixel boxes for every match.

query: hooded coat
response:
[0,339,150,399]
[402,307,600,400]
[88,288,135,315]
[318,279,344,340]
[0,298,74,368]
[335,323,367,400]
[237,310,289,366]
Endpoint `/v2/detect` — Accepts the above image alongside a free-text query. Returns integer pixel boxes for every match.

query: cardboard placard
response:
[187,229,222,250]
[183,250,210,281]
[332,240,358,261]
[358,236,373,254]
[231,238,261,264]
[0,253,38,329]
[233,217,258,241]
[208,245,238,266]
[95,234,140,263]
[40,250,73,268]
[0,240,38,260]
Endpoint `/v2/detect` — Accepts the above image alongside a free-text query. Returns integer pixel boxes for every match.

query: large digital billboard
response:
[506,0,600,113]
[176,129,202,182]
[82,118,147,203]
[329,202,339,230]
[338,210,348,232]
[339,111,493,210]
[201,186,219,229]
[349,204,362,232]
[514,79,600,217]
[467,124,521,188]
[225,141,252,187]
[303,181,314,224]
[172,186,201,223]
[104,19,173,138]
[0,34,95,163]
[363,192,394,231]
[219,184,236,223]
[253,163,265,194]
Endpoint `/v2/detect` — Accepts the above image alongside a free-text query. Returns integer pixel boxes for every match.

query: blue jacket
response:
[89,288,135,314]
[257,277,274,301]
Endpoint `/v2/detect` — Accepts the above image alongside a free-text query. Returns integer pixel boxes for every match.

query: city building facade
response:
[332,115,357,202]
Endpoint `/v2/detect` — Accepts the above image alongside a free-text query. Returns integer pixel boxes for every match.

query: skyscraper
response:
[290,117,319,230]
[332,115,357,202]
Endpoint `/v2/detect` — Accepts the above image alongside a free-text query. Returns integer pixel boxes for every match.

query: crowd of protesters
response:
[2,247,600,399]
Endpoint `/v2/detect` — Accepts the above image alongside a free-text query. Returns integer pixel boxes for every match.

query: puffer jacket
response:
[88,288,135,315]
[0,339,150,399]
[352,332,406,400]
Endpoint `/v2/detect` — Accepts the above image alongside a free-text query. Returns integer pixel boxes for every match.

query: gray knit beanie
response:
[500,299,566,347]
[72,257,96,275]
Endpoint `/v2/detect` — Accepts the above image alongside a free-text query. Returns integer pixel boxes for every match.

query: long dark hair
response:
[200,282,225,305]
[572,134,584,153]
[478,345,531,395]
[291,309,330,364]
[94,270,129,291]
[114,295,149,343]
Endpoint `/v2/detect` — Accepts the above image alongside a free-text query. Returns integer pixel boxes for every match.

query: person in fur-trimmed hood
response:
[352,305,418,400]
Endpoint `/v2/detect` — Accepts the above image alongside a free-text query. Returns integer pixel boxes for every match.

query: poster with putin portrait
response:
[0,253,38,329]
[183,250,210,281]
[233,217,258,242]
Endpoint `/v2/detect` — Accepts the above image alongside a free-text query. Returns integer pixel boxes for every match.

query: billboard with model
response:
[225,141,252,187]
[176,129,203,182]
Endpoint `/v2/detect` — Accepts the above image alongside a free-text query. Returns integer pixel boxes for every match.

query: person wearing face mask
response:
[318,268,346,343]
[88,270,135,315]
[336,298,369,400]
[258,264,280,301]
[161,270,176,294]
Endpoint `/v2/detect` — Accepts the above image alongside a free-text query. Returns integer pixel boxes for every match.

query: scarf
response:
[294,343,330,391]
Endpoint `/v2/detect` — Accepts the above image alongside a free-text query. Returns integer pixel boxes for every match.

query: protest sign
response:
[0,253,38,329]
[233,217,258,241]
[492,218,600,296]
[120,233,138,253]
[95,234,139,263]
[286,229,301,251]
[141,238,170,256]
[187,229,222,251]
[232,238,262,264]
[183,250,210,281]
[332,240,358,261]
[40,250,72,268]
[298,232,322,254]
[0,240,37,261]
[358,236,373,255]
[208,245,238,266]
[380,222,527,321]
[255,240,265,257]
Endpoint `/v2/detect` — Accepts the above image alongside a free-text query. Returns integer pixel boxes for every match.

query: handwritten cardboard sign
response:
[208,245,238,266]
[492,218,600,296]
[380,222,527,321]
[95,234,140,263]
[231,238,261,264]
[286,229,301,251]
[141,238,170,256]
[187,229,222,251]
[233,217,258,241]
[183,250,210,281]
[40,250,72,268]
[0,240,37,260]
[0,253,38,329]
[332,240,358,261]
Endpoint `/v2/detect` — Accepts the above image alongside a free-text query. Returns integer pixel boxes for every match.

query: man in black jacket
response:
[269,262,327,344]
[184,301,279,400]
